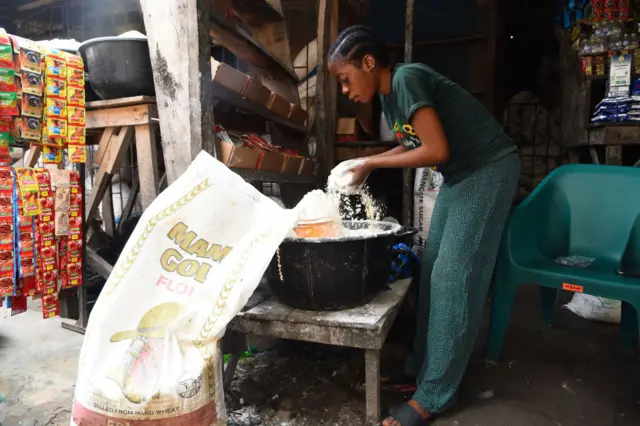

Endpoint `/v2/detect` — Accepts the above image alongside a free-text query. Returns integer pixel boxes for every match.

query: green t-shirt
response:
[380,63,516,183]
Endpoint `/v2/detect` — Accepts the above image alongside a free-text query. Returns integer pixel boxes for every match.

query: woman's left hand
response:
[347,158,375,187]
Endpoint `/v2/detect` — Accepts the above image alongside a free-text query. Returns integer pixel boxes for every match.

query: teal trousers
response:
[411,153,520,413]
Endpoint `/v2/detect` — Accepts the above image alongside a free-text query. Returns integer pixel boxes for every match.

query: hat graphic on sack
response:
[110,302,182,342]
[108,302,183,404]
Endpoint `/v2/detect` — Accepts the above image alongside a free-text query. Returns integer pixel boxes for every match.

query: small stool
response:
[226,278,412,425]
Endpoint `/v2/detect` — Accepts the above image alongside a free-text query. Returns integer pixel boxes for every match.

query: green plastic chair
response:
[486,164,640,363]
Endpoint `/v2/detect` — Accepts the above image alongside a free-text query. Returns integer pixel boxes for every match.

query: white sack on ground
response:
[71,151,300,425]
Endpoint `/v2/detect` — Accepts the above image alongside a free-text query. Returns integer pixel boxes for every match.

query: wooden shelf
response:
[587,122,640,129]
[212,80,307,133]
[335,141,397,147]
[209,9,298,83]
[231,168,316,184]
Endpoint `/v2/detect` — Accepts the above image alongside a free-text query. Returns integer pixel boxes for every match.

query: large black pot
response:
[78,37,155,100]
[267,220,407,311]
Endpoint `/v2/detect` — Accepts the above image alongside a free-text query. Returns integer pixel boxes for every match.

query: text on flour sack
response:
[159,222,233,284]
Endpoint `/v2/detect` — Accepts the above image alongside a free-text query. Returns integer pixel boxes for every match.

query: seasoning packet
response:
[45,117,66,137]
[45,76,66,98]
[67,86,85,106]
[44,52,66,78]
[67,106,85,126]
[17,116,41,140]
[69,145,87,163]
[68,125,85,144]
[45,97,66,117]
[21,70,42,96]
[0,68,15,92]
[21,93,42,118]
[0,92,17,116]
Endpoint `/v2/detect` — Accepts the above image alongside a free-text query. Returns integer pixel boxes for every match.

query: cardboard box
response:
[243,78,271,106]
[257,150,284,172]
[337,117,362,141]
[281,155,303,174]
[299,159,317,177]
[216,140,259,169]
[267,92,291,117]
[211,59,249,93]
[288,104,308,127]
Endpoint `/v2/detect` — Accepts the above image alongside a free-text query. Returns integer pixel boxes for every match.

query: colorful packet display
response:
[65,52,85,164]
[34,168,57,300]
[0,32,13,69]
[0,166,14,297]
[0,68,15,92]
[61,171,81,289]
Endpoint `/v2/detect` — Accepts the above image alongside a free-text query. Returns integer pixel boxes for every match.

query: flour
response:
[298,189,341,223]
[327,159,365,195]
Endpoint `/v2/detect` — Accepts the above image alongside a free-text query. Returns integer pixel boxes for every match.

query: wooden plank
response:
[141,0,215,184]
[589,147,600,164]
[402,0,414,227]
[248,0,294,75]
[102,184,116,237]
[134,124,160,210]
[232,168,316,184]
[26,146,42,168]
[244,279,411,329]
[119,178,140,228]
[86,96,156,110]
[229,317,385,349]
[212,80,306,132]
[86,104,158,129]
[84,127,135,231]
[588,126,640,146]
[209,9,298,83]
[17,0,58,11]
[364,349,381,425]
[87,247,114,279]
[315,0,339,183]
[95,127,116,167]
[606,145,622,165]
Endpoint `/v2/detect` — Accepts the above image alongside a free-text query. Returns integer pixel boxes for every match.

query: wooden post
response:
[402,0,415,227]
[140,0,215,184]
[316,0,339,183]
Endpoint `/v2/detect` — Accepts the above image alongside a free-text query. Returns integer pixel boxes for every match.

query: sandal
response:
[382,402,433,426]
[381,365,416,393]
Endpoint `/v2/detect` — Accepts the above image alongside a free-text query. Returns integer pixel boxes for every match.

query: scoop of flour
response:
[327,159,365,195]
[297,189,341,223]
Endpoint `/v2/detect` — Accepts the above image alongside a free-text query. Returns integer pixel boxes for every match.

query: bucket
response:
[294,218,338,238]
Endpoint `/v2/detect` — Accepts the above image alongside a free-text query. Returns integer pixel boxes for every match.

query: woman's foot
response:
[382,400,431,426]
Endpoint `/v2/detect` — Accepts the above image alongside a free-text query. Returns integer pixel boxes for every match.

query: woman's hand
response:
[347,158,375,187]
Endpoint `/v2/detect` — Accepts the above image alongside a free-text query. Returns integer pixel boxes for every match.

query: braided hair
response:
[328,25,389,68]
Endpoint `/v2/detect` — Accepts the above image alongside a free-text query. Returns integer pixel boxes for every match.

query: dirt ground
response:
[2,284,640,425]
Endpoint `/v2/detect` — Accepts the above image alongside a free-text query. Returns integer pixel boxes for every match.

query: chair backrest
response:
[518,164,640,264]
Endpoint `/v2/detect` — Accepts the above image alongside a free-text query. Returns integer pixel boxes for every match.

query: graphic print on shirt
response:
[393,121,421,149]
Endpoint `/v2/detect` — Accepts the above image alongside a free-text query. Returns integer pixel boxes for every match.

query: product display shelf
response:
[209,9,298,83]
[212,80,307,134]
[335,141,398,147]
[231,168,316,184]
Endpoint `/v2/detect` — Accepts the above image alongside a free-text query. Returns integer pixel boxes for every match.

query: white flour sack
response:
[412,167,442,257]
[71,152,299,425]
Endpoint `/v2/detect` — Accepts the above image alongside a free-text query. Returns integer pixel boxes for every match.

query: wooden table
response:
[225,278,412,425]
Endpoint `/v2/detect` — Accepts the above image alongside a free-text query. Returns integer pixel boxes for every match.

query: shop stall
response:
[559,0,640,167]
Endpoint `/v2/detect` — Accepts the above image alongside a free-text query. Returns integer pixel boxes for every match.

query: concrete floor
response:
[1,285,639,425]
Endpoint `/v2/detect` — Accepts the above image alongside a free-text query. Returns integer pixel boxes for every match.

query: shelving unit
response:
[212,80,307,133]
[232,168,316,184]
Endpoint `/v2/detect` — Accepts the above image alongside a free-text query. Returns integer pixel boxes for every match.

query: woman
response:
[327,26,520,425]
